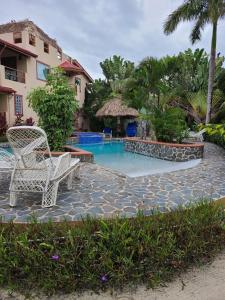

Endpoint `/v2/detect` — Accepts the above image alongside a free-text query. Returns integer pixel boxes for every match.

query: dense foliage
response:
[83,45,225,140]
[164,0,225,123]
[84,79,111,131]
[28,68,78,151]
[152,108,188,143]
[100,55,134,83]
[84,56,134,131]
[84,48,225,138]
[200,123,225,148]
[123,49,225,125]
[123,56,167,110]
[0,202,224,295]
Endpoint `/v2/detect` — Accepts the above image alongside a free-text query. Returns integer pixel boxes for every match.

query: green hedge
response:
[0,202,225,295]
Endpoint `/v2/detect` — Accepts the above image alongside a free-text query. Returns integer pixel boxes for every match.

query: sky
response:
[1,0,225,79]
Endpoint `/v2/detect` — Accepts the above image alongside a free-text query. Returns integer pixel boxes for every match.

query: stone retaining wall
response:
[124,138,204,162]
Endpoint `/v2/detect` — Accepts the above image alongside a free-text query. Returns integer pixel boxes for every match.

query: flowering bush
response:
[14,114,24,126]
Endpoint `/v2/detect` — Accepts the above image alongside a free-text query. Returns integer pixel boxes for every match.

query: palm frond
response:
[164,0,206,34]
[208,0,225,21]
[187,91,207,119]
[190,11,209,43]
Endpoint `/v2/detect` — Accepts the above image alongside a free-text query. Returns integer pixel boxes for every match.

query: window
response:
[29,33,35,46]
[57,50,62,60]
[75,77,81,94]
[13,32,22,43]
[36,61,49,81]
[44,42,49,53]
[14,95,23,115]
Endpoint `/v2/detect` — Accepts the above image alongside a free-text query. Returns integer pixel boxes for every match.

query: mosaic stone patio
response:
[0,142,225,223]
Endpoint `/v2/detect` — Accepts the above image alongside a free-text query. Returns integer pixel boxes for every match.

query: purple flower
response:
[51,255,59,261]
[100,274,108,283]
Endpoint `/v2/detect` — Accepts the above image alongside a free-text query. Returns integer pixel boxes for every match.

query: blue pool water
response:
[74,141,201,177]
[0,147,13,154]
[1,142,201,177]
[78,132,103,144]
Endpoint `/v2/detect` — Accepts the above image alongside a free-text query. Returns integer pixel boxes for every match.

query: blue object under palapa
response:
[103,127,112,134]
[126,122,137,137]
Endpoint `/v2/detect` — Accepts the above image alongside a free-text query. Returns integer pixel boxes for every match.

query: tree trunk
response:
[157,94,160,108]
[206,22,217,124]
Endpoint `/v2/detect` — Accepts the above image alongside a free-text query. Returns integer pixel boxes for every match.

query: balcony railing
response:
[4,66,25,83]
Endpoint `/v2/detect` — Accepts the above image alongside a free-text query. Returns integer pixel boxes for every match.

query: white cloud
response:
[0,0,224,79]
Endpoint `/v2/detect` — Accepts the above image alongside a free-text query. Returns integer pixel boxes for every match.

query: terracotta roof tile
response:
[0,85,16,94]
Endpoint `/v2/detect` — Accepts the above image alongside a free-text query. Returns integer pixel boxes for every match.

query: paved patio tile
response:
[0,142,225,223]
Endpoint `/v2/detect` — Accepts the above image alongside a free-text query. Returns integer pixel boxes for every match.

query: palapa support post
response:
[116,116,121,137]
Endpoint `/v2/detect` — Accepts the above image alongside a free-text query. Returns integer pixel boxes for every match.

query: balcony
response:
[4,66,25,84]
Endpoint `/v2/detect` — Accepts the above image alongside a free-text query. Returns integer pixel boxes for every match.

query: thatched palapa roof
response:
[96,96,139,118]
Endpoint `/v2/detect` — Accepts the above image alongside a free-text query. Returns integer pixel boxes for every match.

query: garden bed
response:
[0,202,224,295]
[124,138,204,162]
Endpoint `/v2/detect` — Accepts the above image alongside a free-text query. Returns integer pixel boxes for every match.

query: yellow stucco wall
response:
[0,29,91,127]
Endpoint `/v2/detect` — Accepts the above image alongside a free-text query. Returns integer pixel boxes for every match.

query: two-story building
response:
[0,19,92,130]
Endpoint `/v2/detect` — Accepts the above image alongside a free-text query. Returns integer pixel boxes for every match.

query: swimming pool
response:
[74,141,201,177]
[0,146,13,154]
[78,132,103,144]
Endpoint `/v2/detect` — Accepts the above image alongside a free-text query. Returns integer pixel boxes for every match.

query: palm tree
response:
[164,0,225,124]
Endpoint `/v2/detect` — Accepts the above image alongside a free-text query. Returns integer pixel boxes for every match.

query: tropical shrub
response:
[28,68,78,151]
[199,123,225,148]
[152,108,188,143]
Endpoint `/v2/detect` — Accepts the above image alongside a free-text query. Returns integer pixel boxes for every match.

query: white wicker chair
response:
[7,126,80,208]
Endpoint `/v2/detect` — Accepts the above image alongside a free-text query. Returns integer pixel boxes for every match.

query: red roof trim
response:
[72,59,93,82]
[59,60,82,73]
[59,59,93,82]
[0,85,16,94]
[0,38,37,58]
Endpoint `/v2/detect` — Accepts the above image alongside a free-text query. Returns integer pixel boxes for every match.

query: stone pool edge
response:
[0,142,94,163]
[124,138,204,162]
